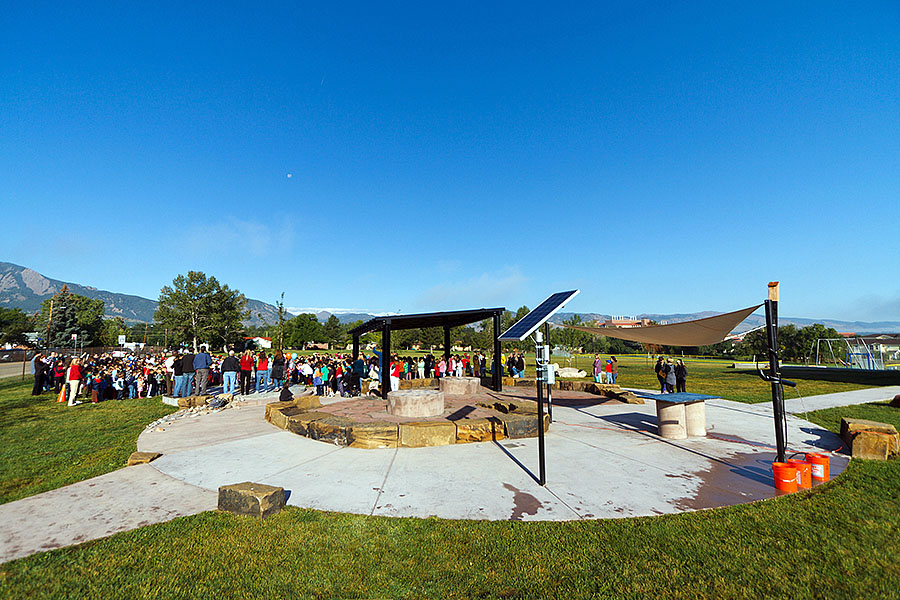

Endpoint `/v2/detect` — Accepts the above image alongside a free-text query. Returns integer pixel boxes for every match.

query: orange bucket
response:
[787,459,812,489]
[772,462,798,493]
[805,453,830,483]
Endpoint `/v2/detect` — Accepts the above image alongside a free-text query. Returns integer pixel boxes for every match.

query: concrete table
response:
[387,389,445,418]
[655,395,707,439]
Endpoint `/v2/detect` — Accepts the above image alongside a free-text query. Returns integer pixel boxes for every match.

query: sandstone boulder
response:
[285,411,332,436]
[500,412,550,439]
[264,400,295,422]
[841,418,900,460]
[349,421,399,449]
[455,417,505,443]
[890,395,900,408]
[218,482,285,518]
[309,415,353,445]
[177,395,210,408]
[399,421,456,447]
[294,394,322,410]
[127,451,161,466]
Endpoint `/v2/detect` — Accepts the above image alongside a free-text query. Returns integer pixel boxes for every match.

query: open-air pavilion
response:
[347,307,506,394]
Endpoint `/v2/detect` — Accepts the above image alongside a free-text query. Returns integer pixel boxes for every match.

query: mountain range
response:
[1,261,897,334]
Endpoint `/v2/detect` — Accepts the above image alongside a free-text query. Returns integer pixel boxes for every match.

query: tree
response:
[284,314,324,348]
[274,293,287,352]
[154,271,249,351]
[322,315,343,346]
[34,286,104,347]
[100,317,127,347]
[0,308,31,346]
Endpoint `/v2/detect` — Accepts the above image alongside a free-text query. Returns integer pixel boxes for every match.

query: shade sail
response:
[564,304,762,347]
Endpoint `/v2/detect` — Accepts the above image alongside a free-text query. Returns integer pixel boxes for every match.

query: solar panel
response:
[498,290,580,341]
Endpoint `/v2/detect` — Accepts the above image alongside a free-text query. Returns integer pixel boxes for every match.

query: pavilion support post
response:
[493,313,502,392]
[382,322,391,396]
[352,335,359,361]
[443,326,451,362]
[766,282,786,463]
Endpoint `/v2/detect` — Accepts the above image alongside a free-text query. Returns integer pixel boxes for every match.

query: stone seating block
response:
[264,400,295,422]
[285,411,332,436]
[500,412,549,439]
[841,418,899,460]
[399,421,456,447]
[218,482,285,519]
[439,376,481,396]
[127,451,161,466]
[177,395,210,409]
[294,394,322,410]
[309,415,353,445]
[455,417,505,443]
[349,421,399,449]
[387,390,445,418]
[269,406,304,430]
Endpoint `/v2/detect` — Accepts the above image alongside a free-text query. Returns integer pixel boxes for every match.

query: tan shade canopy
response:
[564,304,763,347]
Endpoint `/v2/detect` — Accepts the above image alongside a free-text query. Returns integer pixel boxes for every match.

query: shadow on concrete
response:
[493,440,541,485]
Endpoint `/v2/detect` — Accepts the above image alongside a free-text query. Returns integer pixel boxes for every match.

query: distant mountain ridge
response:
[2,261,896,334]
[0,261,278,327]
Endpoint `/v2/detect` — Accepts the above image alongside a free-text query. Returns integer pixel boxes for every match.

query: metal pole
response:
[544,322,553,422]
[352,334,359,361]
[381,322,391,395]
[765,282,786,463]
[443,326,451,362]
[493,313,502,392]
[535,331,546,486]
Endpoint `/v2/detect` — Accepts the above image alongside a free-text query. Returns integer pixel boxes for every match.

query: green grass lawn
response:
[0,377,176,504]
[1,373,900,598]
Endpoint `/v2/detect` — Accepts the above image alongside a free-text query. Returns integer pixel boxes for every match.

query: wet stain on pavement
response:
[502,483,542,521]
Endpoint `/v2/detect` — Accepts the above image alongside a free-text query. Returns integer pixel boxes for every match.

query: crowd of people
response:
[654,356,688,393]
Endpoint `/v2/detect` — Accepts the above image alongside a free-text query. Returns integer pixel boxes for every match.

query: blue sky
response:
[2,2,898,321]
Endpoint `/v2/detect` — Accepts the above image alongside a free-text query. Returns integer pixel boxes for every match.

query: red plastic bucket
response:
[805,453,830,483]
[772,462,798,493]
[787,459,812,489]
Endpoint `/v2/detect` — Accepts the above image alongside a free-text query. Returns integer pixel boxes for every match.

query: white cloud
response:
[182,218,294,258]
[286,307,397,316]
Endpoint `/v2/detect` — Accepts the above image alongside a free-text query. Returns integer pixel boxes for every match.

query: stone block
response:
[557,380,573,391]
[851,431,893,460]
[439,377,481,396]
[891,394,900,408]
[349,421,399,449]
[840,418,899,460]
[500,412,549,439]
[399,421,457,447]
[501,377,517,388]
[269,406,304,431]
[294,394,322,410]
[285,411,333,436]
[492,401,518,414]
[127,451,161,466]
[218,482,285,518]
[216,393,234,402]
[177,395,210,408]
[455,417,505,443]
[309,415,353,445]
[387,390,445,418]
[264,400,295,422]
[618,391,644,405]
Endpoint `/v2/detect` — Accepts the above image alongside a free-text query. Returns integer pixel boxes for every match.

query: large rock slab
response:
[349,421,399,449]
[387,389,445,418]
[455,417,505,443]
[841,418,900,460]
[218,482,285,518]
[439,377,481,396]
[127,451,161,466]
[285,411,333,436]
[268,405,304,430]
[499,412,550,439]
[177,395,210,408]
[399,421,456,447]
[557,367,587,378]
[265,400,296,422]
[294,394,322,410]
[309,415,353,445]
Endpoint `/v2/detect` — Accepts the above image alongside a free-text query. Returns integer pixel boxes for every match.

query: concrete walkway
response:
[4,385,892,563]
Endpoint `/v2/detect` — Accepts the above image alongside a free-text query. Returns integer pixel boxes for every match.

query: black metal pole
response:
[536,345,546,486]
[443,326,451,362]
[544,322,553,422]
[382,322,391,396]
[493,313,502,392]
[765,284,786,463]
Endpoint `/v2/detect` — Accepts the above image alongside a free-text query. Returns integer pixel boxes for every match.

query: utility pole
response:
[45,299,54,353]
[144,323,148,345]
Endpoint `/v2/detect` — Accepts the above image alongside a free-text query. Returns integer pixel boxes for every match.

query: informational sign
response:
[71,334,78,340]
[118,335,126,345]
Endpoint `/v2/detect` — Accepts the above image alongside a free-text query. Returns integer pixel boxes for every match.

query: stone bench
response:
[439,376,481,396]
[387,389,445,418]
[218,482,285,518]
[655,397,706,440]
[840,418,900,460]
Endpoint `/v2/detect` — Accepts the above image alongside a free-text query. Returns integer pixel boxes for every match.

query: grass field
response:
[0,377,176,505]
[1,404,898,598]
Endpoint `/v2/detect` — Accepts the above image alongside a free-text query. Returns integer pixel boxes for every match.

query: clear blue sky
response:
[2,2,898,321]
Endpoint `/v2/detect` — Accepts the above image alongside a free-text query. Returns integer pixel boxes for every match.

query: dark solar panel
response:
[498,290,580,341]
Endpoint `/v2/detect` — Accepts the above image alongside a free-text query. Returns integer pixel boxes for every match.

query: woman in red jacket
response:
[66,357,84,406]
[239,350,254,395]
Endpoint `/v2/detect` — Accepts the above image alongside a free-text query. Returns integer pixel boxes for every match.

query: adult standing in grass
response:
[610,356,618,384]
[66,357,83,406]
[593,355,604,383]
[664,359,676,393]
[655,357,666,393]
[31,352,46,396]
[674,359,688,393]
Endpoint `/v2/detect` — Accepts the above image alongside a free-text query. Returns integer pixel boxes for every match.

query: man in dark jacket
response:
[181,351,196,397]
[221,350,240,396]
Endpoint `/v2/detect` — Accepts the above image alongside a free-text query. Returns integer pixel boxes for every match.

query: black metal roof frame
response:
[348,307,506,336]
